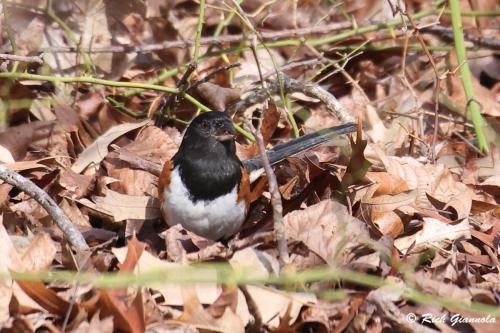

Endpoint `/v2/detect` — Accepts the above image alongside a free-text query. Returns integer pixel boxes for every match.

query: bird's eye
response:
[216,121,224,128]
[201,121,209,129]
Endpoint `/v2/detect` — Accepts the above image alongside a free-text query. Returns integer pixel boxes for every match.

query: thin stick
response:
[0,53,44,64]
[155,61,197,128]
[33,21,353,54]
[244,120,289,267]
[400,1,442,161]
[0,165,89,250]
[228,74,354,124]
[423,26,500,51]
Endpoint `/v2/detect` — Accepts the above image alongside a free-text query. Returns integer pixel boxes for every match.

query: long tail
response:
[242,122,356,173]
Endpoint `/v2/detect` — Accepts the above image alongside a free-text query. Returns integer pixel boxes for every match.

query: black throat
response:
[173,134,242,202]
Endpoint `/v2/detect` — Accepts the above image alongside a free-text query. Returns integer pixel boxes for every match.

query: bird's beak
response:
[215,133,235,142]
[214,127,235,142]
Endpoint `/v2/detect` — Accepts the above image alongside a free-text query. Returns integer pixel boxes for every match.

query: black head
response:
[173,111,242,201]
[185,111,236,144]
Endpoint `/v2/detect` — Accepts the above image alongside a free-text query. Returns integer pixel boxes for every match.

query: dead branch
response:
[0,165,89,250]
[35,21,352,54]
[423,26,500,51]
[0,53,44,64]
[108,149,162,177]
[228,74,354,124]
[244,120,289,268]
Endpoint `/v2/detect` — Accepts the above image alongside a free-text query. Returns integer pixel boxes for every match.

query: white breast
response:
[161,166,247,240]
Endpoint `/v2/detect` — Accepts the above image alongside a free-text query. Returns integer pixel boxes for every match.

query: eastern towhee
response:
[159,111,355,240]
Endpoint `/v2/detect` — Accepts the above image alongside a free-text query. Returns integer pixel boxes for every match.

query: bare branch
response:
[228,74,354,124]
[244,120,289,267]
[0,53,44,64]
[0,165,89,250]
[35,22,352,54]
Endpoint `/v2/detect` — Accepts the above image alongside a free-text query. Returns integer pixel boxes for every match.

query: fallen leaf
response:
[20,232,57,271]
[394,217,471,252]
[178,286,245,333]
[92,190,160,222]
[0,144,15,163]
[244,285,316,329]
[284,200,370,265]
[365,172,409,196]
[98,289,145,333]
[71,119,150,173]
[59,169,95,199]
[197,82,241,111]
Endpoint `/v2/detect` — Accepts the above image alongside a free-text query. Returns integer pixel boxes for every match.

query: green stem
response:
[193,0,206,62]
[123,67,181,97]
[449,0,488,152]
[0,71,255,141]
[0,72,177,93]
[7,266,500,316]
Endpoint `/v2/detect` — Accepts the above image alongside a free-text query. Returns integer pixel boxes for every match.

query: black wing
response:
[242,122,356,172]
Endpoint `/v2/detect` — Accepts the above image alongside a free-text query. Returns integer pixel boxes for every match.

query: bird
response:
[158,111,356,240]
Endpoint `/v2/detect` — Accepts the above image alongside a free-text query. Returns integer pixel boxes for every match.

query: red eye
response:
[201,121,209,129]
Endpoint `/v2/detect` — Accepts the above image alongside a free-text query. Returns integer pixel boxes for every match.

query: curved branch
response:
[0,165,89,250]
[227,74,354,124]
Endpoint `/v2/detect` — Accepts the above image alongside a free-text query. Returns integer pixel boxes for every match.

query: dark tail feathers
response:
[242,122,356,172]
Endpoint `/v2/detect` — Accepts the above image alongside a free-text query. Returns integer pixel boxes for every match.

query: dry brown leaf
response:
[0,121,57,161]
[229,247,279,280]
[365,172,409,196]
[371,211,404,237]
[92,189,160,222]
[178,286,245,333]
[0,217,20,322]
[112,246,224,308]
[123,125,181,164]
[59,198,91,227]
[196,82,241,111]
[394,217,471,252]
[20,232,57,272]
[16,280,82,320]
[411,271,472,304]
[362,190,417,213]
[244,285,316,330]
[0,144,15,163]
[70,312,114,333]
[284,200,369,265]
[71,119,150,173]
[98,289,145,333]
[59,169,95,199]
[6,160,49,172]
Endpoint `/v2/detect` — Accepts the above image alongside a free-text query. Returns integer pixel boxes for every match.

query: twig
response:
[0,53,44,64]
[423,26,500,51]
[107,149,162,177]
[0,165,89,250]
[187,63,240,93]
[397,1,442,162]
[32,21,352,54]
[228,74,354,124]
[155,62,197,128]
[244,120,289,268]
